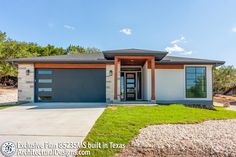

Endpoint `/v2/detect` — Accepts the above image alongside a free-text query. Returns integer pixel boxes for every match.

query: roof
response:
[158,56,225,66]
[103,48,168,60]
[11,49,225,66]
[11,53,113,63]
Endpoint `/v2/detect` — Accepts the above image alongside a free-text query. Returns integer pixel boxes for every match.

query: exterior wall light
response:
[26,69,30,76]
[109,70,113,76]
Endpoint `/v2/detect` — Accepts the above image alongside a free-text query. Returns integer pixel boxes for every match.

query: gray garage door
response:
[35,69,106,102]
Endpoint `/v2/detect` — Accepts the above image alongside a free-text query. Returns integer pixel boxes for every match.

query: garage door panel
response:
[35,69,106,102]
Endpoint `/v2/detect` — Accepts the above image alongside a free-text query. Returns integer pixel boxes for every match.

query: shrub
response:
[184,104,215,110]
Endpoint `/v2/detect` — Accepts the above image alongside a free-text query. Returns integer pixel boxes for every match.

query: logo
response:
[1,141,16,157]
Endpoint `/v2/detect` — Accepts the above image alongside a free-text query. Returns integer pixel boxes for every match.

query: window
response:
[38,70,52,75]
[38,88,52,92]
[186,67,207,98]
[38,96,52,101]
[120,72,125,101]
[38,79,52,83]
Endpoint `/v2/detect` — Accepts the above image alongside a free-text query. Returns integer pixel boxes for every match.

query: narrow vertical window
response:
[120,72,125,101]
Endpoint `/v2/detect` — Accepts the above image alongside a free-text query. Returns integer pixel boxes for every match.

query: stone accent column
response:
[106,64,114,102]
[18,64,35,102]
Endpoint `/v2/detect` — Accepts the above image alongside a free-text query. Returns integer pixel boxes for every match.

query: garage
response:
[35,68,106,102]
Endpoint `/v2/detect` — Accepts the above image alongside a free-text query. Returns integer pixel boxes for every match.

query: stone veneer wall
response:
[117,62,121,101]
[18,64,35,102]
[106,64,114,102]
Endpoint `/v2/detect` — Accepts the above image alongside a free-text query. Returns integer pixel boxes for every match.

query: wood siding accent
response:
[148,64,184,69]
[156,64,184,69]
[114,56,155,60]
[151,57,156,100]
[114,57,119,100]
[34,63,106,69]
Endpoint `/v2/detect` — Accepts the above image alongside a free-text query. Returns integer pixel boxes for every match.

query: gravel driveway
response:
[118,120,236,157]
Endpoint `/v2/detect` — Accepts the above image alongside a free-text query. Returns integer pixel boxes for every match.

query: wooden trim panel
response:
[148,64,184,69]
[114,57,119,100]
[156,64,184,69]
[34,63,106,69]
[151,57,156,100]
[115,56,154,60]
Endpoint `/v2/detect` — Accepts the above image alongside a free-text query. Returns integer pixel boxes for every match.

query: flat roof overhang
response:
[102,49,168,61]
[10,60,114,64]
[157,61,225,66]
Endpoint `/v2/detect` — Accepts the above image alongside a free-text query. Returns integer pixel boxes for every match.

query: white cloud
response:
[232,27,236,32]
[120,28,132,35]
[171,36,186,44]
[64,25,75,30]
[165,36,192,55]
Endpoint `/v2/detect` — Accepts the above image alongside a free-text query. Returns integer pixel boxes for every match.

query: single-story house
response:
[12,49,224,105]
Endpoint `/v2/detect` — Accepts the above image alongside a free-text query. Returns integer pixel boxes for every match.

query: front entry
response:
[126,73,136,101]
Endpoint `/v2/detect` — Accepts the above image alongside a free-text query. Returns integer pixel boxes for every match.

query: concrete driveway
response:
[0,103,105,157]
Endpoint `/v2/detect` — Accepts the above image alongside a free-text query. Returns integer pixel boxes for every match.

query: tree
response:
[213,66,236,93]
[0,31,100,86]
[85,47,101,53]
[0,31,6,42]
[66,45,85,54]
[0,31,66,85]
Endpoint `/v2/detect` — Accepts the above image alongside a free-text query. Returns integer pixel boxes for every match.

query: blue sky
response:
[0,0,236,66]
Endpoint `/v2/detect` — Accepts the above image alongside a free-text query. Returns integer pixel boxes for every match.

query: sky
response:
[0,0,236,66]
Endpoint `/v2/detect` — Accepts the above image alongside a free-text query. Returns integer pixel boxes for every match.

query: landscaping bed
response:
[79,105,236,157]
[118,119,236,157]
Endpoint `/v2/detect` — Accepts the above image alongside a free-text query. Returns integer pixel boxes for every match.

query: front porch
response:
[114,56,156,102]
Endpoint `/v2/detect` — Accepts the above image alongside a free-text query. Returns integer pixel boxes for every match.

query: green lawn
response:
[0,103,23,109]
[0,105,15,109]
[79,104,236,157]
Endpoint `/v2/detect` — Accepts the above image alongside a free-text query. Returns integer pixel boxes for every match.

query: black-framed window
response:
[186,67,207,98]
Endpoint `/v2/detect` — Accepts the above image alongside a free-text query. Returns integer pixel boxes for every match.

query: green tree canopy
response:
[0,31,101,84]
[66,45,85,54]
[213,66,236,93]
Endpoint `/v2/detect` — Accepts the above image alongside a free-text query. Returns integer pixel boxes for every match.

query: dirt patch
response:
[0,87,17,104]
[214,94,236,106]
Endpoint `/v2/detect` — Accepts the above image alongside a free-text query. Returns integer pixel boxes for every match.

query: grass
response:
[0,105,15,109]
[0,102,23,109]
[79,104,236,157]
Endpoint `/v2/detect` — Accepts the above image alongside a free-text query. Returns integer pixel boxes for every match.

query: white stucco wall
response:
[143,62,151,100]
[156,69,185,100]
[18,64,35,102]
[143,64,213,101]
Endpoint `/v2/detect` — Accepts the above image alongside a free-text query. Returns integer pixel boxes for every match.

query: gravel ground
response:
[118,120,236,157]
[0,88,17,104]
